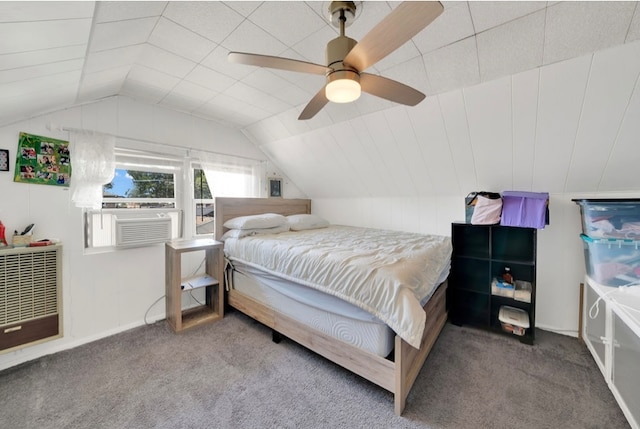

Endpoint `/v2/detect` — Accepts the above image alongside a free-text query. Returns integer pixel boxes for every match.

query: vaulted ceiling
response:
[1,1,638,129]
[2,1,640,197]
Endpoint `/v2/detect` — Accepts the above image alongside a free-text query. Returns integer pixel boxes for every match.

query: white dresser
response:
[583,276,640,429]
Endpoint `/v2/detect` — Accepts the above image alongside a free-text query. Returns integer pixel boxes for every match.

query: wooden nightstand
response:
[165,238,224,333]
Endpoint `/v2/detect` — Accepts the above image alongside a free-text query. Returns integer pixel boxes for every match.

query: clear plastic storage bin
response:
[581,234,640,287]
[573,199,640,239]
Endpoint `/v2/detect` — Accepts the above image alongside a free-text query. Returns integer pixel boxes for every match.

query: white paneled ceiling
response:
[260,39,640,197]
[0,1,638,129]
[1,1,640,198]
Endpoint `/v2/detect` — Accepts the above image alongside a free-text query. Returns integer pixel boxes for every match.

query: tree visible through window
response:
[194,168,214,234]
[103,169,175,208]
[125,171,175,198]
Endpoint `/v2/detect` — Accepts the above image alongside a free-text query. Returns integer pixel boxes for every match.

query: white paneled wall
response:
[0,97,265,371]
[406,98,458,196]
[465,76,513,191]
[602,78,640,191]
[533,55,591,192]
[567,41,640,192]
[254,39,640,198]
[511,68,539,191]
[438,90,476,194]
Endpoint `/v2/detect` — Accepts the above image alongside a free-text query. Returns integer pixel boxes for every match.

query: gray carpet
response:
[0,310,630,429]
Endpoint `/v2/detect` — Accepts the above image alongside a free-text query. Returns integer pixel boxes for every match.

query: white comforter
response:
[224,225,452,349]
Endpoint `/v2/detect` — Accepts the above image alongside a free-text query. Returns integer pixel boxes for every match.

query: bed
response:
[214,197,451,415]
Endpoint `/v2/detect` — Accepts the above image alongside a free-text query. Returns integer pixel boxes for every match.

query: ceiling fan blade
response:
[298,87,329,120]
[228,52,331,75]
[343,1,444,72]
[360,73,426,106]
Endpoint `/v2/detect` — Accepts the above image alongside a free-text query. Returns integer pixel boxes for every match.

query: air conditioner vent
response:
[115,215,172,247]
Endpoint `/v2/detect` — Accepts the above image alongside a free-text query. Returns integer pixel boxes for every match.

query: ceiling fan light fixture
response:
[325,70,361,103]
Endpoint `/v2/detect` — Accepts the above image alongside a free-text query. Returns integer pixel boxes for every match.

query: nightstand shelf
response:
[165,238,224,333]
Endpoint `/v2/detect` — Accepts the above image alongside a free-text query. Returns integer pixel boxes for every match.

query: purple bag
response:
[500,191,549,229]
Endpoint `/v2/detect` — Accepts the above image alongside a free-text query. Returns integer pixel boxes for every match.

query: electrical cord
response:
[144,255,207,324]
[186,256,207,306]
[144,294,165,325]
[189,290,204,306]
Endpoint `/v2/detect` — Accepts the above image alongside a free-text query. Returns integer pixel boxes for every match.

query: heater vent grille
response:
[0,247,60,326]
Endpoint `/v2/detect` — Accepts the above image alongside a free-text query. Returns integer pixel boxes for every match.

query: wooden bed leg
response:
[394,282,449,416]
[394,336,407,416]
[272,329,282,344]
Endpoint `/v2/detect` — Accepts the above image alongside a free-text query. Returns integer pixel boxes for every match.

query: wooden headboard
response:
[214,197,311,241]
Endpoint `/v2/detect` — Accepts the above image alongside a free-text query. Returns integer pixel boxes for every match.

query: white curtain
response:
[197,151,264,198]
[69,131,116,209]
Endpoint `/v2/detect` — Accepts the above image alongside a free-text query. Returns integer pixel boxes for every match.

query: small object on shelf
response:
[20,223,35,235]
[0,220,7,246]
[29,240,52,247]
[498,306,529,336]
[502,266,514,284]
[514,280,532,303]
[180,274,216,290]
[491,278,515,298]
[12,234,32,247]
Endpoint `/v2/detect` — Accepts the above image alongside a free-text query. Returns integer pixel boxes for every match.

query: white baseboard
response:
[0,314,166,372]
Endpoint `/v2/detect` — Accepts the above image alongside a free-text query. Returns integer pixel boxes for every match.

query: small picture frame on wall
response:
[268,177,282,198]
[0,149,9,171]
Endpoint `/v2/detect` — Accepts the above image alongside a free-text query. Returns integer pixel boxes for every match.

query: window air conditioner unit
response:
[114,214,172,247]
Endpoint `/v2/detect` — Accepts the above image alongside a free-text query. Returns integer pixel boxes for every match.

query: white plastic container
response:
[498,305,530,336]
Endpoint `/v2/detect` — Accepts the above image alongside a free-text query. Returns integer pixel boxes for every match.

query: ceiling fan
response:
[228,1,444,120]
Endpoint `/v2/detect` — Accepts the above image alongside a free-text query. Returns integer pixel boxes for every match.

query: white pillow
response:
[287,214,330,231]
[222,224,290,240]
[223,213,287,230]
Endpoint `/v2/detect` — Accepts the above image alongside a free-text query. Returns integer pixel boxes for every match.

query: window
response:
[103,168,176,208]
[84,149,184,250]
[193,168,214,235]
[84,146,265,248]
[192,155,264,236]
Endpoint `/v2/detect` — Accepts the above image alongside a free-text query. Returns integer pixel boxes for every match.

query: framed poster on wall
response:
[14,132,71,186]
[268,177,282,198]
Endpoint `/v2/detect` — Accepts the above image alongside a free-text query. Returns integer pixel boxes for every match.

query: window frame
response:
[83,148,185,252]
[191,165,215,237]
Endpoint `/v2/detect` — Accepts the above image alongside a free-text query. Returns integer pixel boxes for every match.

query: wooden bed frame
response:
[214,197,448,415]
